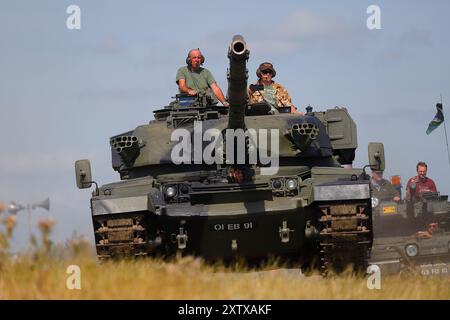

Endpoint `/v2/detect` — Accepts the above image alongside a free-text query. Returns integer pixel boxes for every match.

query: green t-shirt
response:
[176,66,216,95]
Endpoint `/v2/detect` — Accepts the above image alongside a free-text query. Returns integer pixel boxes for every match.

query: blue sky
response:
[1,0,450,250]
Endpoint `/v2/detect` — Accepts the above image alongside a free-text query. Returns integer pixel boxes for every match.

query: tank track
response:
[94,214,152,260]
[318,203,372,276]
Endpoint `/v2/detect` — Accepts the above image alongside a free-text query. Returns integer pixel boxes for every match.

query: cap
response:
[256,62,276,78]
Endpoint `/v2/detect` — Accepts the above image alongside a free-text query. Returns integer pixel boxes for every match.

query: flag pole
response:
[441,94,450,169]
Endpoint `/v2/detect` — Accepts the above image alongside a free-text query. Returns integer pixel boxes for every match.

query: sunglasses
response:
[261,69,273,75]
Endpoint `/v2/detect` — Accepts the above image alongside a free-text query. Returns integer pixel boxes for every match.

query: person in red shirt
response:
[405,161,437,202]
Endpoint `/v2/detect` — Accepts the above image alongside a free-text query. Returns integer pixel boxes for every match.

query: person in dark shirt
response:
[370,169,400,201]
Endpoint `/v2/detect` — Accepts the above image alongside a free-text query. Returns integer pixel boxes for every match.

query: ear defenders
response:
[186,48,205,66]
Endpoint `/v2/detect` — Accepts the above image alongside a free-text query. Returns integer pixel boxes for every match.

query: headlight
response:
[371,197,379,208]
[286,179,298,191]
[165,186,177,198]
[272,179,283,190]
[180,184,190,195]
[405,244,418,257]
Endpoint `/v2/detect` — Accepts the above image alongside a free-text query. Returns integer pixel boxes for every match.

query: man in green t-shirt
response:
[176,49,229,106]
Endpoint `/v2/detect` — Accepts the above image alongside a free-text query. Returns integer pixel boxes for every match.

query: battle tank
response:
[369,176,450,276]
[75,35,385,275]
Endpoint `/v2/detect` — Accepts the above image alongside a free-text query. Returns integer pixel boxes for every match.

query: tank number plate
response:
[382,205,397,215]
[211,222,255,231]
[419,263,449,277]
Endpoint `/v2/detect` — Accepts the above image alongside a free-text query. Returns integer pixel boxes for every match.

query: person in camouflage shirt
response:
[248,62,300,114]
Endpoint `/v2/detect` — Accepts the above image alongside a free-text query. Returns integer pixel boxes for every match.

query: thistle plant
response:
[37,218,55,254]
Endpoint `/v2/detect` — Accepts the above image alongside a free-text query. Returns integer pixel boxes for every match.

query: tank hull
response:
[90,177,373,275]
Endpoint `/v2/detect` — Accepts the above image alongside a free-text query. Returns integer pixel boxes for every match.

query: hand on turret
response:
[187,89,197,96]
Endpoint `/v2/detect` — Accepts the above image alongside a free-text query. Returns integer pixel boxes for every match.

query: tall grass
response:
[0,213,448,300]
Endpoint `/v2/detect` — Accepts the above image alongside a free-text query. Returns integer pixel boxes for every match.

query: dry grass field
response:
[1,247,449,300]
[1,214,449,300]
[1,253,449,300]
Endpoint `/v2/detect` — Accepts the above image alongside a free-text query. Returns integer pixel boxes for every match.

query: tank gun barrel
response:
[227,35,249,130]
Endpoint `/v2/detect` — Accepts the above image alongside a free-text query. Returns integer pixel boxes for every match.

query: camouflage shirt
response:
[248,81,295,110]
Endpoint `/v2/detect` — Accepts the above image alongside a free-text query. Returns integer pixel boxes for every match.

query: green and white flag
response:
[426,103,444,135]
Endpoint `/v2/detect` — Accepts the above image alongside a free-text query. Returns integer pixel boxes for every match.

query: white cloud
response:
[199,8,363,58]
[278,10,339,38]
[249,8,362,55]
